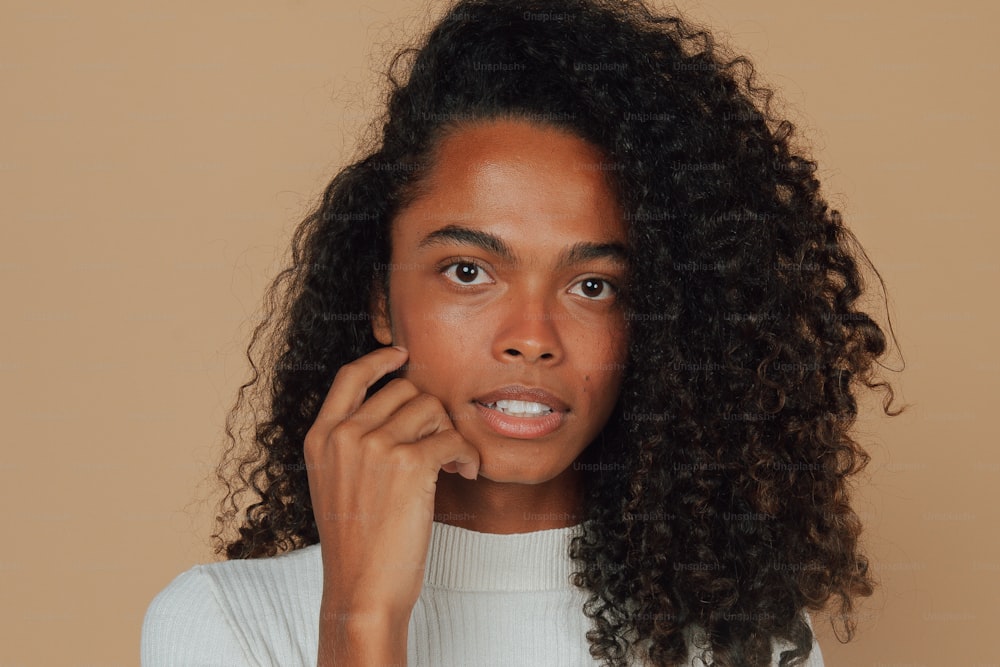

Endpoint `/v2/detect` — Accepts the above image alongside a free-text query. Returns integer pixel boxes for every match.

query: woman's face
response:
[372,118,629,484]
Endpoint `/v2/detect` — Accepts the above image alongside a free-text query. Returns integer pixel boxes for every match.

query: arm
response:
[317,606,408,667]
[305,347,480,666]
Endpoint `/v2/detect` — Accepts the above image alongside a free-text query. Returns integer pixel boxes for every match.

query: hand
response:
[305,346,480,664]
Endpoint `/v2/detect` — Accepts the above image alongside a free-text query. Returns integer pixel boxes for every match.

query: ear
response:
[370,281,393,345]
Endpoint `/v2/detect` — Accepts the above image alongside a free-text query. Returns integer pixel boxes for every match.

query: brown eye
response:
[582,279,604,297]
[456,262,479,283]
[441,261,493,286]
[570,277,616,301]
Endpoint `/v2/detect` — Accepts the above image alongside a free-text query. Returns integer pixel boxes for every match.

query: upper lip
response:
[473,385,570,412]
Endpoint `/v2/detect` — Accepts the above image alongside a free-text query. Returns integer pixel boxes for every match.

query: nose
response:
[492,290,564,365]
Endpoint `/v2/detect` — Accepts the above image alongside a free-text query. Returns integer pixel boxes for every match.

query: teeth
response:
[485,399,554,416]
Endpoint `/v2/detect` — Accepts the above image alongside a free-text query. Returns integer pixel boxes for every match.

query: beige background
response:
[2,0,996,664]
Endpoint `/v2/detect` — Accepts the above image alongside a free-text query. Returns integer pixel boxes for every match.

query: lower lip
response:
[474,402,566,439]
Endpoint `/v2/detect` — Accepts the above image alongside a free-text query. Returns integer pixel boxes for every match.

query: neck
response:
[433,466,585,534]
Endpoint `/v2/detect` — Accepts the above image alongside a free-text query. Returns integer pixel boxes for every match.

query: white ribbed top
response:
[424,520,582,591]
[140,520,823,666]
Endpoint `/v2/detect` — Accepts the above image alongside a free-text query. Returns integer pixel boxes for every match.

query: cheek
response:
[391,299,483,391]
[583,320,628,400]
[584,316,629,362]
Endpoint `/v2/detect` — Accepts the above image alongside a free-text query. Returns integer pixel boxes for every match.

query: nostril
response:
[501,347,558,363]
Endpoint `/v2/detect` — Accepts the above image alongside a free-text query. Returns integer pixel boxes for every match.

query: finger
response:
[364,393,457,446]
[312,346,408,431]
[344,378,423,435]
[414,428,480,481]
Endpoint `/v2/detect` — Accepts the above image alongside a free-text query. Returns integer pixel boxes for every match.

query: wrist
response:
[318,600,409,666]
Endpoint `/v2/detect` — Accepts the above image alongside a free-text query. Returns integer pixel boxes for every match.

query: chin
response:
[475,454,568,485]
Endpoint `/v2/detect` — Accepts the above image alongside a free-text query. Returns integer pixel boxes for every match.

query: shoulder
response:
[141,544,323,667]
[141,565,246,666]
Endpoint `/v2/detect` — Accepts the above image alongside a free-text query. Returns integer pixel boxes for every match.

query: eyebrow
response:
[417,224,629,269]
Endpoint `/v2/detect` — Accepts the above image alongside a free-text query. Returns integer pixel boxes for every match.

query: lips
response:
[472,385,569,439]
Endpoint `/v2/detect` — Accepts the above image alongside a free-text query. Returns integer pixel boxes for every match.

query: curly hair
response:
[211,1,906,665]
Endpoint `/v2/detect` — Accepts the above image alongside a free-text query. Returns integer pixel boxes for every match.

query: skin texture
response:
[309,119,631,663]
[371,119,630,534]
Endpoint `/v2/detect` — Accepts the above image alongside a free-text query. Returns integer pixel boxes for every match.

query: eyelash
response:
[437,259,619,301]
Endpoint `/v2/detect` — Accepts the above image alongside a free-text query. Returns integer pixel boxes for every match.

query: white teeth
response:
[486,399,554,416]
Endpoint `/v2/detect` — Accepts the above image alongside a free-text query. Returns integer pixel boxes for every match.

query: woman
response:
[142,0,903,665]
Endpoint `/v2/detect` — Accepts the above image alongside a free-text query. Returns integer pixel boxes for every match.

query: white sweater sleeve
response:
[769,612,824,666]
[141,566,253,667]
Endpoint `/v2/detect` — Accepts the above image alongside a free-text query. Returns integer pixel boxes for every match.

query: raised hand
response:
[305,346,480,666]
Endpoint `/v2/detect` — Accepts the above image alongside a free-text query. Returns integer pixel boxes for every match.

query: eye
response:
[440,261,494,286]
[569,277,617,301]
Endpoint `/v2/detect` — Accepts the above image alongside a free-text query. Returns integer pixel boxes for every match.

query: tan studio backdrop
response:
[2,0,997,664]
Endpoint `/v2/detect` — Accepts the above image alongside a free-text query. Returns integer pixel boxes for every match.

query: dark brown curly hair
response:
[211,1,906,665]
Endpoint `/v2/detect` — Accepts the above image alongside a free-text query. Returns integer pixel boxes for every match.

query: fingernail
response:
[392,345,407,353]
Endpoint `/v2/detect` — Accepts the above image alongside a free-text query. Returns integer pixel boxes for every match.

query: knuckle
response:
[334,359,365,383]
[385,445,407,464]
[416,393,445,413]
[386,445,419,471]
[329,421,362,447]
[303,428,326,457]
[359,430,391,453]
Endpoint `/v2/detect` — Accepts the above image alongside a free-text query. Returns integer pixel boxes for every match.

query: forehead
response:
[392,119,627,251]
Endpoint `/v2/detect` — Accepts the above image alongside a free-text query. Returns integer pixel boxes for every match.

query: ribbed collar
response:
[423,520,586,592]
